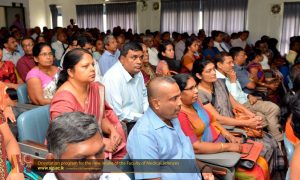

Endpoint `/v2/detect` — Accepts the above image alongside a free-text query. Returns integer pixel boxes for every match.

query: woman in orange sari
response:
[50,48,126,160]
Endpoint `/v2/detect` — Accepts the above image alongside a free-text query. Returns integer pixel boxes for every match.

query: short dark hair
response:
[46,112,101,158]
[2,35,15,44]
[214,52,230,67]
[77,35,93,48]
[229,47,244,59]
[247,49,263,62]
[120,41,143,57]
[21,36,34,46]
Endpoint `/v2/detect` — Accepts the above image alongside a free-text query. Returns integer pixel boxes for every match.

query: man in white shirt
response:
[231,31,248,49]
[212,31,229,53]
[142,34,159,66]
[175,33,188,61]
[215,53,283,142]
[2,35,21,65]
[43,112,129,180]
[51,31,68,61]
[103,42,148,134]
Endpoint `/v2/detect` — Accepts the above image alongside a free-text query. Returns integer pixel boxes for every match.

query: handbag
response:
[238,140,263,169]
[232,108,263,138]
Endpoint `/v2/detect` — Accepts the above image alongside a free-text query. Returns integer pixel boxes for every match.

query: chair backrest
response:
[17,84,30,104]
[17,105,50,144]
[284,133,295,164]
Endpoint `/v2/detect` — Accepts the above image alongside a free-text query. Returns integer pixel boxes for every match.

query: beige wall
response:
[28,0,47,28]
[137,0,161,33]
[247,0,300,46]
[0,7,5,27]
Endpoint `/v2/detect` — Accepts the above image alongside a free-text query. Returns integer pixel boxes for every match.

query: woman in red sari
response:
[50,48,126,160]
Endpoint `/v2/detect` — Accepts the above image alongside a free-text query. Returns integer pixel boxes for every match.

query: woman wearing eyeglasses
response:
[26,43,59,105]
[173,74,270,180]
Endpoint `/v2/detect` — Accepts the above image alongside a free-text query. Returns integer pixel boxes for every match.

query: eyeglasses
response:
[183,85,197,91]
[39,52,54,57]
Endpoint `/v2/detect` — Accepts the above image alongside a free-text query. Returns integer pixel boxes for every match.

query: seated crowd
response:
[0,24,300,180]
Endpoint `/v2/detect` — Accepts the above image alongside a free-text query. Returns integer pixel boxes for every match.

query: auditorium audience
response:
[140,43,156,85]
[254,40,271,70]
[212,31,229,53]
[103,42,148,134]
[127,76,212,180]
[50,48,126,159]
[0,48,22,90]
[93,39,104,60]
[173,73,270,179]
[231,47,281,103]
[202,37,220,61]
[156,40,178,76]
[2,35,21,66]
[16,37,36,81]
[175,32,188,62]
[231,31,248,49]
[215,52,283,142]
[192,59,280,172]
[51,31,68,62]
[142,34,159,66]
[26,43,59,105]
[180,36,200,73]
[286,36,300,65]
[0,19,298,179]
[98,35,120,75]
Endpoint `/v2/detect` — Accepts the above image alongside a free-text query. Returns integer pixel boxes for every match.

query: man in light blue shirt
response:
[103,42,148,133]
[2,35,21,65]
[215,53,283,142]
[98,35,120,75]
[127,77,203,180]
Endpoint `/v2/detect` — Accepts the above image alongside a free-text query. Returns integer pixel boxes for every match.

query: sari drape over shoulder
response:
[50,82,126,159]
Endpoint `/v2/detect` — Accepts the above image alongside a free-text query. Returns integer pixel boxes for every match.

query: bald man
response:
[126,77,205,180]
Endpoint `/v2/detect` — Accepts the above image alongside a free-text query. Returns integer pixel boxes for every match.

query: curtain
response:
[280,2,300,54]
[76,4,104,30]
[203,0,248,36]
[49,4,58,28]
[106,3,136,32]
[160,0,201,34]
